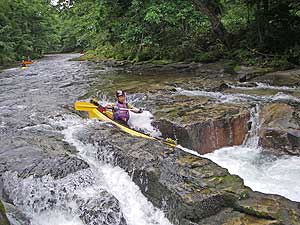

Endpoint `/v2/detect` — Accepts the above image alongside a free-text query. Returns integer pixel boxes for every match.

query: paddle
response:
[74,102,98,111]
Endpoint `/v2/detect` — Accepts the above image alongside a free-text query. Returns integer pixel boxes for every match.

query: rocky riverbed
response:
[1,54,300,225]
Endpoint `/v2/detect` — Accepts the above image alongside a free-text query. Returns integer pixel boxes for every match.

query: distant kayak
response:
[74,101,177,147]
[23,61,33,65]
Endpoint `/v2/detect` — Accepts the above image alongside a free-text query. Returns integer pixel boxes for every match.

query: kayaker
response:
[21,60,26,68]
[105,90,143,125]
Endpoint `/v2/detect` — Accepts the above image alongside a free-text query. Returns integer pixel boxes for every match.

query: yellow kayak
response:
[74,101,176,147]
[21,66,28,70]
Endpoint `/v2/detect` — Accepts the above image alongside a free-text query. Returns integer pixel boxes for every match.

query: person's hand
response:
[113,105,120,111]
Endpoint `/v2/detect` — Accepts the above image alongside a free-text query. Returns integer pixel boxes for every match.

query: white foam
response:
[229,82,300,91]
[128,111,162,137]
[204,146,300,202]
[52,115,172,225]
[30,210,84,225]
[175,87,300,104]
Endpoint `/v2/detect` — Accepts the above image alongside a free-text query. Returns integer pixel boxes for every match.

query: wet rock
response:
[237,66,258,82]
[2,168,125,225]
[76,123,300,225]
[153,102,250,154]
[207,82,230,92]
[0,200,10,225]
[253,68,300,86]
[237,192,300,225]
[78,193,127,225]
[199,208,279,225]
[18,155,89,179]
[259,103,300,155]
[3,202,30,225]
[0,146,89,180]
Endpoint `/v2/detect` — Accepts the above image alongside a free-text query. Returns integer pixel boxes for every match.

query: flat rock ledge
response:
[77,123,300,225]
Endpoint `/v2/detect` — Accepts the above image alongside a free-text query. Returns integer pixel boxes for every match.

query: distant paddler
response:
[21,60,27,69]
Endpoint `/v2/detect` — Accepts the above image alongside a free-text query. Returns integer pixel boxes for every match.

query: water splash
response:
[128,111,162,138]
[52,115,173,225]
[204,146,300,202]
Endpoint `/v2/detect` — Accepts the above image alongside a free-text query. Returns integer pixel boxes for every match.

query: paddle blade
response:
[74,102,98,111]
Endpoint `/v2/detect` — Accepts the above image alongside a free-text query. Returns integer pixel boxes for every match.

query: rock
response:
[76,123,300,225]
[253,68,300,86]
[2,202,30,225]
[237,192,300,225]
[2,167,126,225]
[237,66,257,82]
[154,103,250,154]
[0,200,10,225]
[78,193,127,225]
[259,103,300,155]
[0,149,89,180]
[199,208,280,225]
[208,82,230,92]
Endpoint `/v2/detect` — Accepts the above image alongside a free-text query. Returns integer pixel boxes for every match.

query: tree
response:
[191,0,230,47]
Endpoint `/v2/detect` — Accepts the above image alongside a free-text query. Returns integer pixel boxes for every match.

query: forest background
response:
[1,0,300,70]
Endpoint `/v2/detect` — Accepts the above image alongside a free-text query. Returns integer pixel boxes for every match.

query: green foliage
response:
[3,0,300,67]
[0,0,60,65]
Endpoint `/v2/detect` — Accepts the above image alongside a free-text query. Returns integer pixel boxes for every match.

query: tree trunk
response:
[191,0,230,48]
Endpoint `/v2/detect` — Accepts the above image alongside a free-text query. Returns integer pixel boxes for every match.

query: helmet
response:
[116,90,125,97]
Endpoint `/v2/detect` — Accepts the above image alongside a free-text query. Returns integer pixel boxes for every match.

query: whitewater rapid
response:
[174,87,300,202]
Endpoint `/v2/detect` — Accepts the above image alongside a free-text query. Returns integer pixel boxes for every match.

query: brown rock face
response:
[259,103,300,155]
[157,111,250,154]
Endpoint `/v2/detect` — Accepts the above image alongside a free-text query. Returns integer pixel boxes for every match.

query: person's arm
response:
[128,104,143,113]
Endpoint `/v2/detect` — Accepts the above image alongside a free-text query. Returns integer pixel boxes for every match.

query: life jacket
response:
[113,101,130,122]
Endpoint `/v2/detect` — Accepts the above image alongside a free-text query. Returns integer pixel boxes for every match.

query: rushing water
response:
[53,115,172,225]
[203,105,300,202]
[175,87,300,104]
[204,146,300,202]
[0,54,172,225]
[175,87,300,202]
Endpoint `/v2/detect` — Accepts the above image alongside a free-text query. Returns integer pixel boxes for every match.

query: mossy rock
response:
[0,200,10,225]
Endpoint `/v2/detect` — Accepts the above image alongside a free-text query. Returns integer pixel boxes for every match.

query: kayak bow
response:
[74,101,176,147]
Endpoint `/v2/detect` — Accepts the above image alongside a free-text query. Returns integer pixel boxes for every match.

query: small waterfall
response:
[56,115,172,225]
[203,102,300,202]
[243,104,261,148]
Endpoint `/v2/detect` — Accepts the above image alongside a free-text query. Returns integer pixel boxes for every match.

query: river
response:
[0,54,172,225]
[0,54,299,225]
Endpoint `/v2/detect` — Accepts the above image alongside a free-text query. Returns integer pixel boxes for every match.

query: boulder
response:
[259,103,300,155]
[153,101,250,154]
[78,194,127,225]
